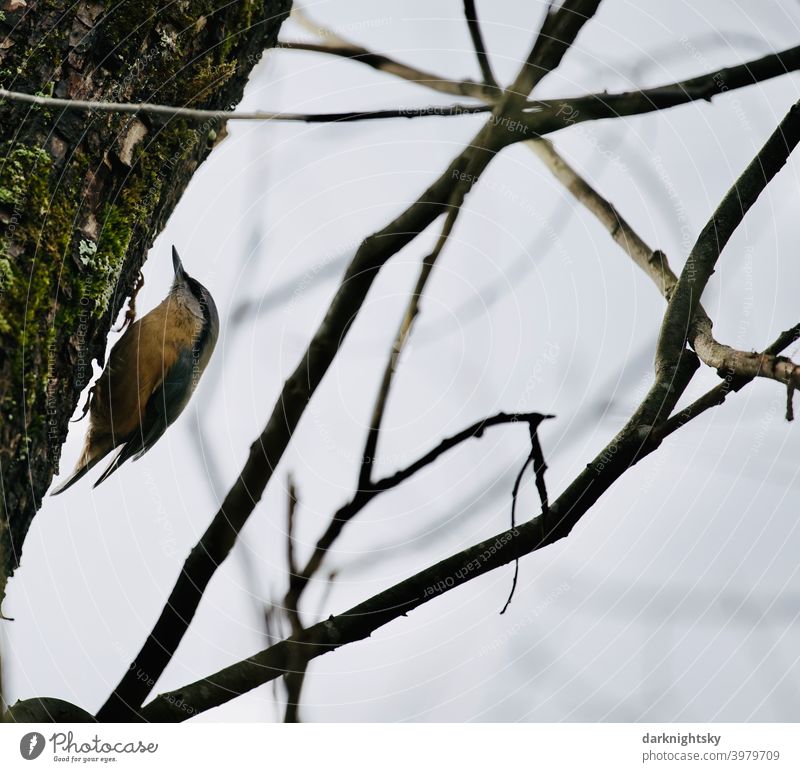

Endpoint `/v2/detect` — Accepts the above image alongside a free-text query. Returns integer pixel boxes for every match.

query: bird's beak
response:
[172,246,186,280]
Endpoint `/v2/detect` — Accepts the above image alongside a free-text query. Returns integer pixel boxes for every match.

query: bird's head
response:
[170,245,219,345]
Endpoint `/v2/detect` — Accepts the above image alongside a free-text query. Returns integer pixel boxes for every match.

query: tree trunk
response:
[0,0,292,604]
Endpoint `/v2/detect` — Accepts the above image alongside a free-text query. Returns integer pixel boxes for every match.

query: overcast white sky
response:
[4,0,800,722]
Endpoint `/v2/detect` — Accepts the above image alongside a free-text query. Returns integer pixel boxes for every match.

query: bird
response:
[51,246,219,495]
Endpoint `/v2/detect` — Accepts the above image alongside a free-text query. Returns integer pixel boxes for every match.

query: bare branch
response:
[657,100,800,374]
[657,324,800,439]
[290,4,348,42]
[521,44,800,136]
[689,317,800,391]
[280,474,305,723]
[286,5,495,101]
[0,89,491,123]
[6,42,799,138]
[530,137,800,395]
[530,428,550,514]
[138,353,699,723]
[528,128,800,446]
[280,41,494,101]
[284,410,549,718]
[507,0,602,100]
[286,475,299,582]
[4,39,798,140]
[527,138,675,294]
[463,0,499,88]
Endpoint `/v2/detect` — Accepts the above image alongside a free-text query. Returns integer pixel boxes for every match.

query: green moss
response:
[82,206,133,314]
[98,0,222,74]
[0,140,91,424]
[123,165,163,221]
[0,253,12,291]
[0,145,49,205]
[0,143,56,346]
[186,60,237,103]
[0,267,12,335]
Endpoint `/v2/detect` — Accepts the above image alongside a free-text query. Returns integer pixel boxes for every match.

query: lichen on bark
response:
[0,0,292,604]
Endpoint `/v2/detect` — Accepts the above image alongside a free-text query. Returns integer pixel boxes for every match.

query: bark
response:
[0,0,292,604]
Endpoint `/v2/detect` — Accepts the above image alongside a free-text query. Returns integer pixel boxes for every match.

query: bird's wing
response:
[90,302,178,443]
[93,347,196,488]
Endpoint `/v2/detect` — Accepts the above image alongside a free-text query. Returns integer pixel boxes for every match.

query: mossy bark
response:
[0,0,292,604]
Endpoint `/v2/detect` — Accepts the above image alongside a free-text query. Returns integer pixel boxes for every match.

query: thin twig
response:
[281,41,494,101]
[528,138,677,294]
[518,44,800,137]
[530,426,549,513]
[335,471,517,578]
[313,571,339,622]
[282,661,306,723]
[0,88,491,123]
[500,419,550,614]
[283,477,305,723]
[288,412,554,610]
[286,475,299,580]
[260,598,286,718]
[286,5,495,100]
[360,204,463,489]
[463,0,499,88]
[501,454,532,616]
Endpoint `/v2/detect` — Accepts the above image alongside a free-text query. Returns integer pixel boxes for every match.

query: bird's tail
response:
[50,435,113,496]
[50,457,98,496]
[92,446,128,489]
[92,435,147,489]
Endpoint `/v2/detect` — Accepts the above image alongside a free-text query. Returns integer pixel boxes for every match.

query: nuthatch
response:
[51,247,218,495]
